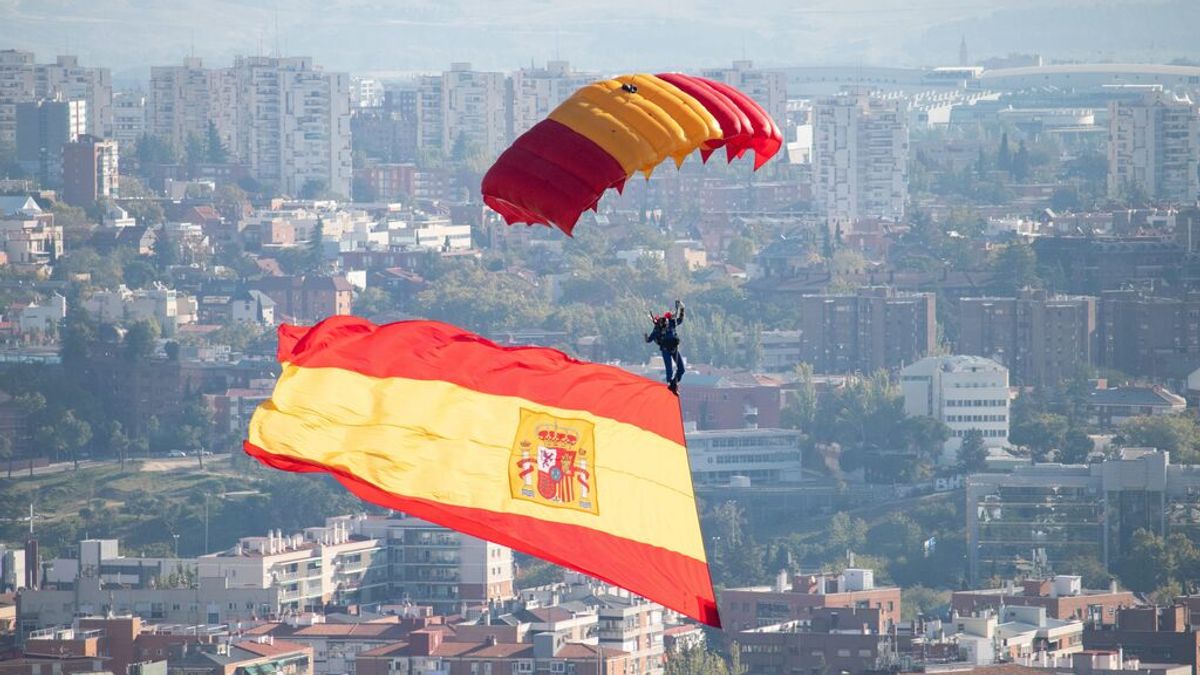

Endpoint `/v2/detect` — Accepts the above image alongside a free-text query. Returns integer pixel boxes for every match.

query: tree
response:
[205,121,227,164]
[1011,412,1068,462]
[781,363,817,431]
[122,259,157,289]
[665,645,735,675]
[307,216,325,273]
[725,237,755,267]
[1059,430,1094,464]
[107,421,131,470]
[1013,140,1031,181]
[153,228,178,269]
[989,241,1040,295]
[1115,415,1200,463]
[997,132,1012,173]
[123,319,160,362]
[353,287,392,317]
[958,429,988,473]
[829,511,868,554]
[0,433,12,479]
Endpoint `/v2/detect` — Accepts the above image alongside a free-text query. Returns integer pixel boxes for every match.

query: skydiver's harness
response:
[647,316,682,353]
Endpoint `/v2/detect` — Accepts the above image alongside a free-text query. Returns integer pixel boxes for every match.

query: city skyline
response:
[0,0,1197,83]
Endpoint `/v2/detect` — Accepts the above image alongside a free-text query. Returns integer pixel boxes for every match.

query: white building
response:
[16,293,66,334]
[229,289,277,325]
[438,63,507,159]
[386,215,471,251]
[148,58,232,158]
[811,91,908,233]
[232,56,353,198]
[354,513,516,615]
[111,91,146,146]
[1108,89,1200,204]
[509,61,598,138]
[0,49,36,146]
[900,355,1010,465]
[81,284,198,336]
[35,55,112,139]
[685,428,804,486]
[0,195,62,270]
[149,56,352,198]
[350,77,384,108]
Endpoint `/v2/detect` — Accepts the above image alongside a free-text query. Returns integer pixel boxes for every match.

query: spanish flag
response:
[244,316,720,626]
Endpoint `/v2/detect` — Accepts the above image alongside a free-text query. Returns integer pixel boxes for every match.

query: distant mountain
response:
[0,0,1197,80]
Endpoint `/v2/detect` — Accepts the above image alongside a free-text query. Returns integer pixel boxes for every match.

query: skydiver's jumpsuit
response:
[646,308,685,384]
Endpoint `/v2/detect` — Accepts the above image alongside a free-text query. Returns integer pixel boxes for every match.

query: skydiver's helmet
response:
[664,312,673,320]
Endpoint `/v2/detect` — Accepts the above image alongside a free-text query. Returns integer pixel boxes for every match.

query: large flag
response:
[244,316,720,626]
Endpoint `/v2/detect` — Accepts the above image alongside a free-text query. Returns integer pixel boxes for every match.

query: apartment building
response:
[62,134,119,206]
[508,61,598,139]
[721,569,901,632]
[958,290,1097,387]
[1108,89,1200,203]
[686,428,804,486]
[798,286,936,374]
[811,91,908,232]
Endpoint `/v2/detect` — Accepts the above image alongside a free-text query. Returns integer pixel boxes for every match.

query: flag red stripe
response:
[275,317,685,447]
[245,440,720,627]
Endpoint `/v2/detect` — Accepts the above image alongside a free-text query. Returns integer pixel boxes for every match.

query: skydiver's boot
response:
[668,380,679,395]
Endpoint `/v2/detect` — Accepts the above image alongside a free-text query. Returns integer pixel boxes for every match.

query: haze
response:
[1,0,1196,81]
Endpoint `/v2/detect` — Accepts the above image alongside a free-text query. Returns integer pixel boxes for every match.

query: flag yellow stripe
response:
[247,363,707,562]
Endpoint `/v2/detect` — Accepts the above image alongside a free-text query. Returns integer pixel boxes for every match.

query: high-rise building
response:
[966,449,1200,582]
[699,60,788,131]
[350,89,420,164]
[0,50,35,147]
[900,355,1009,465]
[34,55,112,139]
[439,62,507,159]
[148,57,222,153]
[111,91,146,147]
[15,99,86,187]
[62,134,118,206]
[958,289,1098,387]
[231,56,352,198]
[0,52,110,146]
[811,91,908,232]
[354,514,515,616]
[416,74,444,155]
[1108,89,1200,203]
[508,60,598,139]
[797,286,936,374]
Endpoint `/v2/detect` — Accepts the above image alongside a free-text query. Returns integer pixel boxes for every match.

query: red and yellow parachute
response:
[482,73,783,236]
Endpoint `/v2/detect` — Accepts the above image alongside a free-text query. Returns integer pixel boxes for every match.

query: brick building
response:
[1099,290,1200,381]
[248,275,352,324]
[1083,606,1200,674]
[952,577,1136,627]
[798,286,936,374]
[958,289,1097,387]
[736,608,895,675]
[678,373,783,431]
[720,569,901,632]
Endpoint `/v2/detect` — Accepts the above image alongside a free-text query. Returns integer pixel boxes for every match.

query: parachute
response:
[482,73,783,236]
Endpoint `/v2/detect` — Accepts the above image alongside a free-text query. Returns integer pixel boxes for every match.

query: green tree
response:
[0,433,13,479]
[1118,529,1171,593]
[1011,412,1068,462]
[829,511,868,554]
[353,287,392,317]
[958,428,988,473]
[106,421,131,470]
[665,645,735,675]
[307,216,325,273]
[781,363,817,431]
[153,228,178,269]
[1115,416,1200,462]
[123,319,160,362]
[997,132,1012,173]
[1013,140,1031,181]
[205,121,227,164]
[1059,430,1095,464]
[989,241,1040,295]
[122,259,157,289]
[725,237,755,267]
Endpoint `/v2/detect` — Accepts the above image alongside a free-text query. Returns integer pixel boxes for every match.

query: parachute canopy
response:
[482,73,783,236]
[244,316,721,627]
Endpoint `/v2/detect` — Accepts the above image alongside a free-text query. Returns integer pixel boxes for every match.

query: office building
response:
[812,91,907,232]
[901,355,1010,465]
[61,134,118,206]
[958,290,1097,387]
[1108,89,1200,204]
[686,428,804,486]
[798,286,936,374]
[966,449,1200,582]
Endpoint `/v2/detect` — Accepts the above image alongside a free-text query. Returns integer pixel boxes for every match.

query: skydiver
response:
[645,300,686,394]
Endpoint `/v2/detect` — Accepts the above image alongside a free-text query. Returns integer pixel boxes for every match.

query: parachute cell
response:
[482,72,781,235]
